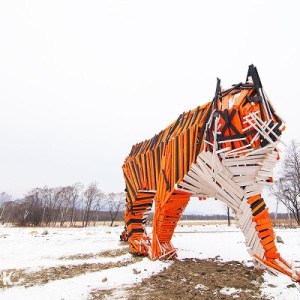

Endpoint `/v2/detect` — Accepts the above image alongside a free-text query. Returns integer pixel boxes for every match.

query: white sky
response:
[1,1,299,211]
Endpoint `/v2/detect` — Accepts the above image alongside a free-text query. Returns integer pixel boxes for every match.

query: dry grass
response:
[271,218,299,228]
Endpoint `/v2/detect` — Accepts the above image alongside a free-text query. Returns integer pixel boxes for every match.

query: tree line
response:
[0,182,125,227]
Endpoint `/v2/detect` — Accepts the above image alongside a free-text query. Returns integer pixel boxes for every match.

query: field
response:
[0,222,299,299]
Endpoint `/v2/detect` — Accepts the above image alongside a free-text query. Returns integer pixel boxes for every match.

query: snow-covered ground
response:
[0,223,299,299]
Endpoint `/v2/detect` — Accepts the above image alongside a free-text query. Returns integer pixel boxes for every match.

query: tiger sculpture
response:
[121,64,300,282]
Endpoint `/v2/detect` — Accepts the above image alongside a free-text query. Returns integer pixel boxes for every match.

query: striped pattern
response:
[121,65,299,282]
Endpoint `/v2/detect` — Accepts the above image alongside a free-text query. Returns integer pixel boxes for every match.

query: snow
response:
[0,223,299,299]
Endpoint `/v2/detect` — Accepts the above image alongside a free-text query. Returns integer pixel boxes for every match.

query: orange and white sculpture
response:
[121,65,300,282]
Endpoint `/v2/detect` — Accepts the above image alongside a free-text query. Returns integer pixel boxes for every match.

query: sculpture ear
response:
[212,77,221,109]
[246,64,262,90]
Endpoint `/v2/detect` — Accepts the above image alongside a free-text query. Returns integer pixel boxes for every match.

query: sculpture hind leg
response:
[121,191,154,256]
[151,190,190,259]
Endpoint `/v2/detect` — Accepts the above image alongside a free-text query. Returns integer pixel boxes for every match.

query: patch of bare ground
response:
[58,247,128,260]
[0,248,141,290]
[90,258,268,300]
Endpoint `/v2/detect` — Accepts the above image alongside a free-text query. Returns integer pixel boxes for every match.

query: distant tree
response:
[0,192,12,224]
[59,186,72,227]
[54,183,84,226]
[92,191,107,226]
[16,186,64,226]
[107,192,125,227]
[22,188,44,226]
[220,203,231,226]
[0,182,127,227]
[41,186,59,226]
[270,140,300,225]
[227,207,231,226]
[82,182,105,227]
[6,199,25,224]
[69,182,83,226]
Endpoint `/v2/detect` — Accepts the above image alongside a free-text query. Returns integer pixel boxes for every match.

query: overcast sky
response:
[0,1,299,213]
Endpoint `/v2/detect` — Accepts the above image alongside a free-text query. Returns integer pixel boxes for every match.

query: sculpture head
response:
[201,64,285,157]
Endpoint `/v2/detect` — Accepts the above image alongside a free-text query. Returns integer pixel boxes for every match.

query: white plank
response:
[239,197,251,212]
[247,248,254,256]
[244,184,263,195]
[185,171,214,195]
[178,181,204,195]
[212,174,243,205]
[191,163,240,210]
[245,189,264,199]
[215,193,237,211]
[228,165,260,175]
[245,144,277,156]
[201,151,233,179]
[236,209,251,230]
[255,243,265,259]
[252,237,264,258]
[242,215,254,237]
[199,152,245,200]
[182,174,211,195]
[248,225,258,253]
[222,157,263,167]
[257,170,273,177]
[232,175,256,185]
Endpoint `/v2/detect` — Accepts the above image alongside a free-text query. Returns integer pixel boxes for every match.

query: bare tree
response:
[58,186,72,227]
[69,182,83,226]
[226,207,231,226]
[220,203,231,226]
[40,186,55,226]
[38,186,63,226]
[0,192,12,224]
[270,140,300,225]
[92,191,107,226]
[17,186,64,226]
[57,183,83,227]
[6,199,25,224]
[22,188,44,226]
[82,182,105,227]
[107,192,125,227]
[51,187,66,226]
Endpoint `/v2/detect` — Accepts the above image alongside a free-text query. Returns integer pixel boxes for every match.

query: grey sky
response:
[0,1,298,213]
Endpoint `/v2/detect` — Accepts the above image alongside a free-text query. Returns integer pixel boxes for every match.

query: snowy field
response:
[0,223,299,299]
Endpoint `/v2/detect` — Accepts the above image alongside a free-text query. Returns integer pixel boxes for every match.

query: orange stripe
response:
[265,251,280,259]
[257,229,273,239]
[252,208,269,222]
[255,222,273,231]
[263,241,276,251]
[261,235,274,246]
[248,195,261,205]
[252,201,265,214]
